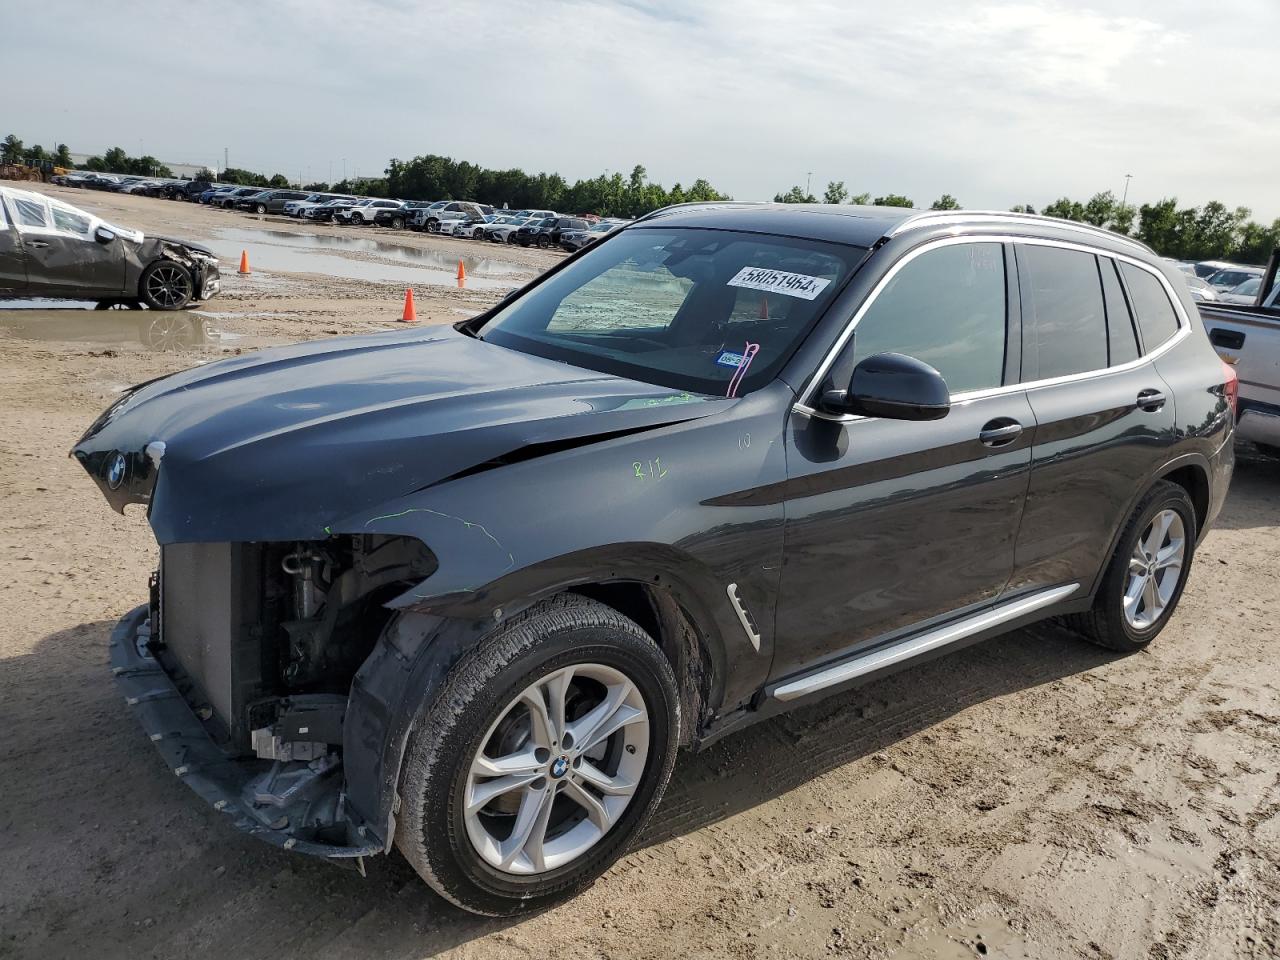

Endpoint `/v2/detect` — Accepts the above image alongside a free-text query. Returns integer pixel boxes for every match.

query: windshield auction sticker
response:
[727,266,831,301]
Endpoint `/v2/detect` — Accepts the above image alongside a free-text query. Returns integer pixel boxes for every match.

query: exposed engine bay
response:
[143,534,435,850]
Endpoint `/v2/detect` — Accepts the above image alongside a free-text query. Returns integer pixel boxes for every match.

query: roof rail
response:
[885,209,1155,254]
[632,200,765,225]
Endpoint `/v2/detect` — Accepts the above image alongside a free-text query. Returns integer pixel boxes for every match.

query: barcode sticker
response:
[727,266,830,301]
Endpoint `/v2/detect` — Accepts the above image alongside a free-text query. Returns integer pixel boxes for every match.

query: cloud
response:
[4,0,1276,219]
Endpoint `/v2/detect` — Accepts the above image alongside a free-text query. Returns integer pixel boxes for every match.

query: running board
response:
[771,583,1080,702]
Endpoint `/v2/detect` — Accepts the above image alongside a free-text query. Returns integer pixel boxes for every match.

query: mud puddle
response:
[0,309,223,352]
[209,227,523,290]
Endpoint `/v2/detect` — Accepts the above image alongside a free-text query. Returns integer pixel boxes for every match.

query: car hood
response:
[73,325,732,544]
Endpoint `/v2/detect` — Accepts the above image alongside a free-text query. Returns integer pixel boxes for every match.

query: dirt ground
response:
[2,187,1279,960]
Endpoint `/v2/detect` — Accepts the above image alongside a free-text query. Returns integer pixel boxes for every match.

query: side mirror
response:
[823,352,951,421]
[94,227,116,244]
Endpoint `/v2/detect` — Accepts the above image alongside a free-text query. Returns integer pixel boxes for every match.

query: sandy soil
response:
[2,187,1279,960]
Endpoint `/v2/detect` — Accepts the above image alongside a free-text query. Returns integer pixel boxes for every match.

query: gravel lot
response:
[2,187,1278,960]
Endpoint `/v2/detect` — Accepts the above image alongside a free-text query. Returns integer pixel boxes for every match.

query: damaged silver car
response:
[0,186,220,309]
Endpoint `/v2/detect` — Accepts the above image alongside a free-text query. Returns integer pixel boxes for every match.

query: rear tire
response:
[394,595,679,917]
[254,203,267,214]
[1067,480,1197,652]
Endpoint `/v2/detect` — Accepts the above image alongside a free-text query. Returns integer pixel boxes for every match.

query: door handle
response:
[24,240,49,248]
[1137,389,1166,412]
[979,419,1023,447]
[1210,328,1245,350]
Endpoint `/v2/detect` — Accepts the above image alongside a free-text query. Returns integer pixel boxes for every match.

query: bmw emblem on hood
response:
[104,452,128,490]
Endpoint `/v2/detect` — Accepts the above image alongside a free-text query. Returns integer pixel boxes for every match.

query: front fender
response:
[335,384,795,844]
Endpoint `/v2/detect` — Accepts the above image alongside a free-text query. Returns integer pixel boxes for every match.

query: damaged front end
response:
[145,238,222,302]
[112,534,435,862]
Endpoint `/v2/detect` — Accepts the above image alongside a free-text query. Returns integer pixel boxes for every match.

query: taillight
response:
[1222,359,1239,417]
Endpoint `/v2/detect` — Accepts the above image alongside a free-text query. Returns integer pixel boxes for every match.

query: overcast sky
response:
[7,0,1278,220]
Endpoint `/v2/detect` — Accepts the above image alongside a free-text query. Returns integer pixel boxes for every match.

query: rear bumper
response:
[109,605,381,862]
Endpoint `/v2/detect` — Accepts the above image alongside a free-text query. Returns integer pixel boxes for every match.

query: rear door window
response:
[1017,245,1107,380]
[843,241,1007,394]
[1099,257,1140,365]
[1119,263,1181,351]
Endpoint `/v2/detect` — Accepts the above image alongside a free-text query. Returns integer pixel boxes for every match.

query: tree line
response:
[5,129,1276,262]
[774,180,1280,265]
[381,157,730,219]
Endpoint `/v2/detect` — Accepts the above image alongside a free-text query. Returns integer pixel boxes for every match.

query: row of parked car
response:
[196,185,631,253]
[51,171,201,198]
[1165,257,1272,305]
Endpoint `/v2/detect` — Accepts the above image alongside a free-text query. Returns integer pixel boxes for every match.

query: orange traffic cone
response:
[456,259,466,281]
[400,288,417,323]
[238,250,251,275]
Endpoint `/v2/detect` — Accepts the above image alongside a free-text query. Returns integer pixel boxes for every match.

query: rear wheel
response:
[139,260,194,310]
[391,215,405,230]
[537,235,550,249]
[1067,480,1196,651]
[395,595,679,917]
[254,203,267,214]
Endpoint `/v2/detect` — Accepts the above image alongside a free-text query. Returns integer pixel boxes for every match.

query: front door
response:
[8,193,125,296]
[773,239,1032,679]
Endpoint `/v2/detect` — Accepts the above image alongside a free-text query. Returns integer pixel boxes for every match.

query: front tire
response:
[1068,480,1197,651]
[139,260,194,310]
[254,203,267,214]
[395,595,679,917]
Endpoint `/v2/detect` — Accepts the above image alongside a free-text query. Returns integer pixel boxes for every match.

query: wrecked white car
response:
[0,186,220,309]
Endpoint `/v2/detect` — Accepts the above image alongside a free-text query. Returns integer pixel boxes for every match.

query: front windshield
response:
[480,227,862,396]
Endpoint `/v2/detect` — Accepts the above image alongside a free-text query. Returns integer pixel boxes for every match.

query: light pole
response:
[1121,173,1133,208]
[806,171,813,197]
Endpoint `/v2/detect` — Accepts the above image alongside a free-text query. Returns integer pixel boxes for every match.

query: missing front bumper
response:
[109,605,381,864]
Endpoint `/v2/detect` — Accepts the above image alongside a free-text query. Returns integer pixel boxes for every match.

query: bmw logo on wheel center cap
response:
[104,452,128,490]
[550,755,570,779]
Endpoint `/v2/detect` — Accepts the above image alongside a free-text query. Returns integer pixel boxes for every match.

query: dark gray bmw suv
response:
[76,203,1234,915]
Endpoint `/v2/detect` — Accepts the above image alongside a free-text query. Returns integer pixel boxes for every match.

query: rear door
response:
[1009,242,1178,594]
[9,194,124,297]
[773,239,1034,678]
[0,195,29,293]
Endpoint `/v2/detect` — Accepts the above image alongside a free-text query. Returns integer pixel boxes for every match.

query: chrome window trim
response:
[793,234,1192,423]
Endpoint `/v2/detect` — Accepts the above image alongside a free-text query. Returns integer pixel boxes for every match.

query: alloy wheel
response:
[464,663,649,876]
[1123,509,1185,629]
[144,264,193,309]
[143,314,195,351]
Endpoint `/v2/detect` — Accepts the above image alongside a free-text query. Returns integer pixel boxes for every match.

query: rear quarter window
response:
[1119,263,1181,351]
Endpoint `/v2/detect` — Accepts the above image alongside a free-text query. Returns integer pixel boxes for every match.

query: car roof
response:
[635,202,1157,254]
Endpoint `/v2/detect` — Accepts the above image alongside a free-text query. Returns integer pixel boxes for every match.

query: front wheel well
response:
[568,582,711,746]
[1159,463,1209,538]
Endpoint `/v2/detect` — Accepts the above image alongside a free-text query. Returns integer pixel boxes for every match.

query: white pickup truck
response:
[1200,249,1280,454]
